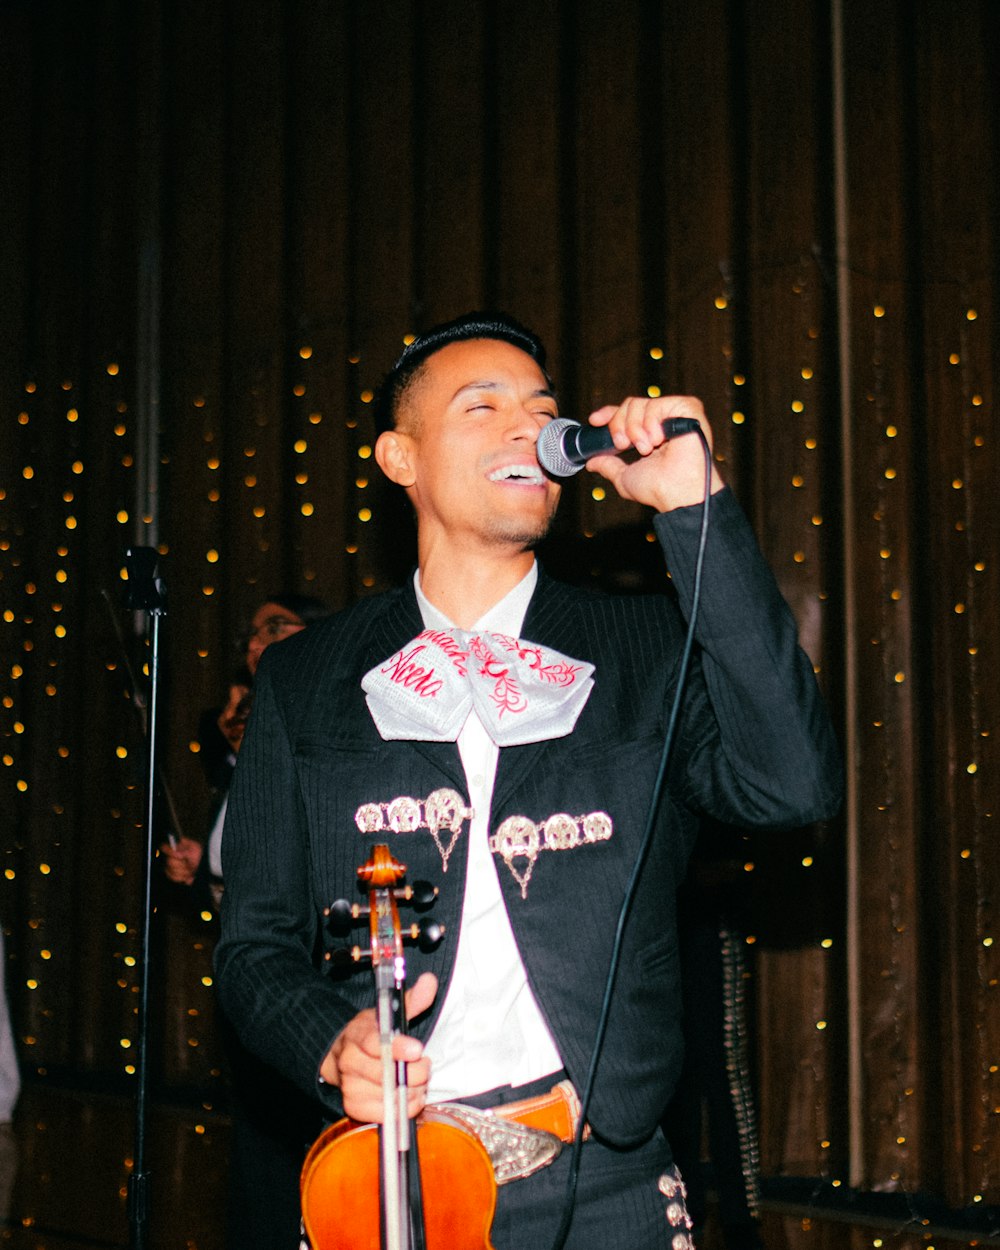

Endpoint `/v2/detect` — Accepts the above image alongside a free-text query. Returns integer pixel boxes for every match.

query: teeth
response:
[489,464,545,485]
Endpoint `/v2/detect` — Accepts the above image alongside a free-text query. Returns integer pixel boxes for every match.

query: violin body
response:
[303,845,497,1249]
[301,1109,497,1250]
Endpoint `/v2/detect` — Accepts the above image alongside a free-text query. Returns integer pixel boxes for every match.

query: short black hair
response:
[373,311,551,436]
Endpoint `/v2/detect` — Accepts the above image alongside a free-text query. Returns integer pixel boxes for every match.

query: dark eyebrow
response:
[451,380,556,402]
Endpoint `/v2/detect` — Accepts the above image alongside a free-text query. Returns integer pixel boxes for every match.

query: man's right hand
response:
[319,972,438,1122]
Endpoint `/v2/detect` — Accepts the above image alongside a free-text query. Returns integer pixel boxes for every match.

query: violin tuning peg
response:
[416,919,445,953]
[324,947,360,973]
[326,898,361,936]
[408,880,439,912]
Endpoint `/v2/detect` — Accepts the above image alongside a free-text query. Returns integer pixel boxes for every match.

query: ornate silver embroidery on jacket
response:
[354,791,613,895]
[489,810,613,898]
[354,787,473,871]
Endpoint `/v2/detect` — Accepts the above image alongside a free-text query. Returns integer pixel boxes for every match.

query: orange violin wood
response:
[301,1111,497,1250]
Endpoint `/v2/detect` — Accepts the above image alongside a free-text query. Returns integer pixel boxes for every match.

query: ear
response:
[375,430,417,488]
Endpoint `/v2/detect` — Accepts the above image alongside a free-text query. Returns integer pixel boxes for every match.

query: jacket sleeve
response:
[213,661,352,1115]
[654,487,843,829]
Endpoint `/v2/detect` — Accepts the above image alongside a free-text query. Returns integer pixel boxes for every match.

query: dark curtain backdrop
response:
[1,0,997,1217]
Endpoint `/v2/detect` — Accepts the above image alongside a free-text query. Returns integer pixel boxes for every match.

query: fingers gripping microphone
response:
[536,416,703,478]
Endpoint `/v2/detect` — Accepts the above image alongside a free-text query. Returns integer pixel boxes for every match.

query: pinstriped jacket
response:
[215,489,842,1148]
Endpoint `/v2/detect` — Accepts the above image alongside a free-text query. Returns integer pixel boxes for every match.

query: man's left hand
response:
[582,395,725,512]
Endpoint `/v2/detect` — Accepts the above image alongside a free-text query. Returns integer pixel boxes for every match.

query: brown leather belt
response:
[491,1078,591,1144]
[434,1079,590,1185]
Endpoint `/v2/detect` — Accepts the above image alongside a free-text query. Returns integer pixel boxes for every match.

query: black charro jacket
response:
[215,489,842,1147]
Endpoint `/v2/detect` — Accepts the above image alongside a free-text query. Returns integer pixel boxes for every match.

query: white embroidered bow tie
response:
[362,629,595,746]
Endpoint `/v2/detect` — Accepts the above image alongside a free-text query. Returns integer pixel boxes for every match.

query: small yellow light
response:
[358,508,372,522]
[646,385,661,398]
[791,400,804,413]
[116,746,128,759]
[65,516,77,530]
[886,425,897,437]
[360,389,374,404]
[801,367,813,380]
[894,672,906,684]
[591,487,606,502]
[301,502,314,517]
[801,856,813,867]
[949,353,960,365]
[206,549,219,563]
[816,1019,827,1030]
[821,938,833,948]
[26,980,38,990]
[294,439,307,454]
[358,445,372,460]
[200,911,213,923]
[120,1038,132,1049]
[732,411,745,425]
[873,305,885,318]
[300,345,313,359]
[649,346,664,359]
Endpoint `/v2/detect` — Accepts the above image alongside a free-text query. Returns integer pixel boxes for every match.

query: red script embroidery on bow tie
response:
[379,643,445,698]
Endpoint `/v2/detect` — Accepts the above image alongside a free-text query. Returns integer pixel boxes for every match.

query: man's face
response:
[384,338,562,553]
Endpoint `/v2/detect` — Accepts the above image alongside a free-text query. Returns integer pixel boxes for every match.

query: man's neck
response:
[417,543,536,629]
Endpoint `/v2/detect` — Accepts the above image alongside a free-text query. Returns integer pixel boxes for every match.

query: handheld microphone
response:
[536,416,703,478]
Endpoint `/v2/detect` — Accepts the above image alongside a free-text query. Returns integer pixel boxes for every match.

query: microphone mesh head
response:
[536,418,584,478]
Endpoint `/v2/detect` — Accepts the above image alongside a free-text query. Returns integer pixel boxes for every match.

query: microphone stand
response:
[123,546,167,1250]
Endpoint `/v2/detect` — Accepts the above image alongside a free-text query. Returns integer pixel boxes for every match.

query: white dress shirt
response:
[416,564,564,1101]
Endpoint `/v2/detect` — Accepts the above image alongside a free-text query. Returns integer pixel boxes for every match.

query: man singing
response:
[215,313,841,1248]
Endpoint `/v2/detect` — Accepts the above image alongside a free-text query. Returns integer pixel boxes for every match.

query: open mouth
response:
[487,464,546,486]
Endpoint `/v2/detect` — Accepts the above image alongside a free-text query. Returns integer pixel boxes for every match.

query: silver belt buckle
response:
[433,1103,563,1185]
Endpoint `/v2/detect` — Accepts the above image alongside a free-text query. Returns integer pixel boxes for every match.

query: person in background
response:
[161,591,328,1250]
[163,594,329,896]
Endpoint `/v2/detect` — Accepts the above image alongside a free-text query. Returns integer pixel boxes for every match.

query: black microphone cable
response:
[549,426,714,1250]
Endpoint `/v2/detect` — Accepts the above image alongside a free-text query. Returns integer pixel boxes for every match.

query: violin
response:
[300,845,497,1250]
